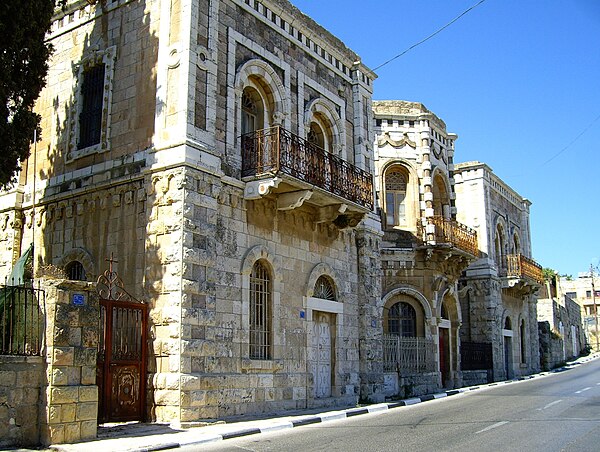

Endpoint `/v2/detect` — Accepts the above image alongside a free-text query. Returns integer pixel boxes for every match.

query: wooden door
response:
[98,298,147,422]
[439,328,450,387]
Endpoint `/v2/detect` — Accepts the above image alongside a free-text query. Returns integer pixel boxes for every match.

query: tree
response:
[0,1,63,190]
[542,267,557,299]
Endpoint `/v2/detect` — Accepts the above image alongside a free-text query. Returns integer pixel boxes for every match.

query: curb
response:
[121,353,600,451]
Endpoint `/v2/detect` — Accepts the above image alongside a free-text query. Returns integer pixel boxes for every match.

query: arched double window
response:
[495,224,506,269]
[384,168,408,228]
[388,302,417,337]
[249,260,272,360]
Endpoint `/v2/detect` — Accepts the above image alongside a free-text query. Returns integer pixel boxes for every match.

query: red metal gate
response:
[96,261,147,423]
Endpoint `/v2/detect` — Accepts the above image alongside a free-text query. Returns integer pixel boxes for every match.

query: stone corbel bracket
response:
[244,177,281,200]
[277,190,313,211]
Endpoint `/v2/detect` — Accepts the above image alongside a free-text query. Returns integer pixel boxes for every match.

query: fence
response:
[383,334,436,373]
[0,284,44,356]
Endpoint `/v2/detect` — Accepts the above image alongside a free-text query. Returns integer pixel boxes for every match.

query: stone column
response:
[355,218,384,403]
[40,279,99,446]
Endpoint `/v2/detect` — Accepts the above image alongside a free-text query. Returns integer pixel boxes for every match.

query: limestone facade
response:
[373,101,478,395]
[454,161,542,380]
[0,0,382,428]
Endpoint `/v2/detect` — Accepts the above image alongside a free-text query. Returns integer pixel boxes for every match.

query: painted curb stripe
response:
[346,408,369,417]
[221,428,262,440]
[291,417,322,427]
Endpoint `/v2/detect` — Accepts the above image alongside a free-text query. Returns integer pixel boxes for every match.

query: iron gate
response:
[96,261,147,423]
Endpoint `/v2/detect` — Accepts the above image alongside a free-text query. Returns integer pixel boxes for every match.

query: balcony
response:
[241,127,374,214]
[502,254,544,286]
[418,216,478,257]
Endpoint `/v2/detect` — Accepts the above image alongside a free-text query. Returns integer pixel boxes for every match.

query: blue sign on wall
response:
[72,293,85,306]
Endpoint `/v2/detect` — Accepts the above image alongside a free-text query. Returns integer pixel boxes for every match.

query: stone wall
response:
[0,356,44,448]
[383,372,439,400]
[40,279,99,446]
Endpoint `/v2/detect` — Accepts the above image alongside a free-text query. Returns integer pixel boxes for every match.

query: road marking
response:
[475,421,509,434]
[537,400,562,411]
[575,387,592,394]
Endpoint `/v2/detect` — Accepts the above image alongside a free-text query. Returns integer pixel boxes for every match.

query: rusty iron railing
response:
[241,126,374,210]
[383,335,436,374]
[0,284,44,356]
[504,254,543,284]
[418,216,478,257]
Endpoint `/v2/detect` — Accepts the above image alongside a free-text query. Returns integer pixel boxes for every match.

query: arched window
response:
[512,233,520,255]
[65,261,86,281]
[520,319,526,364]
[384,168,408,228]
[307,122,326,150]
[495,224,506,269]
[314,275,336,301]
[432,174,450,218]
[249,260,272,360]
[504,316,512,330]
[241,87,264,135]
[388,302,417,337]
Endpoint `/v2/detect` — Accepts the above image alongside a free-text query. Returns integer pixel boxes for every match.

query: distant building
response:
[560,273,600,350]
[454,161,542,381]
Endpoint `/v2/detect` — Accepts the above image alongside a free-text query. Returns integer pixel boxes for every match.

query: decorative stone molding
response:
[304,97,345,156]
[306,262,341,299]
[67,46,117,163]
[377,131,416,149]
[381,286,433,320]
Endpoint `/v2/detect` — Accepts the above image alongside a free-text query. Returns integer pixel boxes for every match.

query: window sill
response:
[241,358,284,373]
[66,143,105,163]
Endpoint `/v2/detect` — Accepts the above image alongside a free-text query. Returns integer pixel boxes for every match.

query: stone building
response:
[0,0,382,441]
[372,101,478,397]
[558,273,599,351]
[454,161,542,381]
[537,275,586,370]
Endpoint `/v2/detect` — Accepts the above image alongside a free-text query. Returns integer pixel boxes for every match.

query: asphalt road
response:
[191,359,600,452]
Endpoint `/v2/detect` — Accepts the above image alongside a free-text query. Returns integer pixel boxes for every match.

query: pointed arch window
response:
[249,260,272,360]
[388,302,416,337]
[384,169,408,228]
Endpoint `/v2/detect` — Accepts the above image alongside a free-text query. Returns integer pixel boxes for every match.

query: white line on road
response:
[475,421,509,434]
[575,387,592,394]
[537,400,562,411]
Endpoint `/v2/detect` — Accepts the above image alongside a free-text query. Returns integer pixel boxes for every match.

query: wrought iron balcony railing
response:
[503,254,543,284]
[418,216,479,257]
[241,126,374,210]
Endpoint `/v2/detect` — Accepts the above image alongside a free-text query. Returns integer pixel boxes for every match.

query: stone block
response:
[51,367,68,386]
[79,386,98,402]
[81,366,96,385]
[69,328,82,346]
[51,386,79,404]
[48,405,61,424]
[80,420,97,440]
[61,404,76,422]
[48,424,65,444]
[76,402,98,421]
[64,422,81,443]
[53,347,75,366]
[154,389,180,405]
[0,370,16,386]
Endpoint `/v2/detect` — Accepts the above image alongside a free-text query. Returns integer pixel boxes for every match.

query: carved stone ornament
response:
[377,131,416,149]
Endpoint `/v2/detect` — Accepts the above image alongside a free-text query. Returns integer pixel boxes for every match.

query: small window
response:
[565,292,577,299]
[388,302,416,337]
[65,261,86,281]
[78,63,106,150]
[314,275,335,301]
[586,290,592,298]
[249,261,272,360]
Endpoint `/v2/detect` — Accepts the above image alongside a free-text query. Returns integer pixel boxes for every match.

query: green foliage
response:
[0,1,63,190]
[542,267,557,281]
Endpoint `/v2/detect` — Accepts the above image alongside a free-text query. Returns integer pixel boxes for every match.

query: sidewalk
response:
[46,353,599,452]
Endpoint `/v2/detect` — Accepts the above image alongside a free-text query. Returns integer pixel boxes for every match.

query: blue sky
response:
[293,0,600,277]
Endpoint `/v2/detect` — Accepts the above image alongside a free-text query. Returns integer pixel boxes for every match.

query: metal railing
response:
[418,216,478,256]
[460,341,493,371]
[0,284,44,356]
[504,254,543,284]
[383,334,436,374]
[241,126,374,210]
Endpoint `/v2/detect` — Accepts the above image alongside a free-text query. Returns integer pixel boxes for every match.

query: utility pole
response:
[591,264,599,352]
